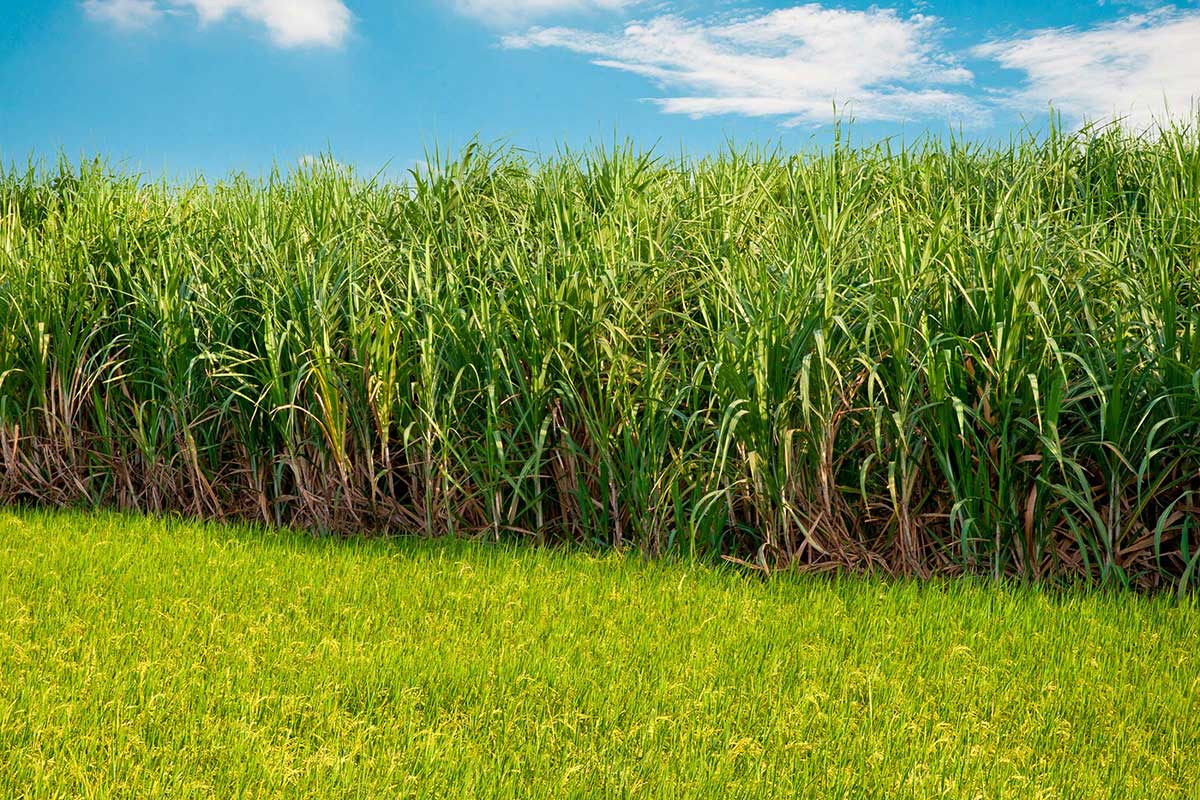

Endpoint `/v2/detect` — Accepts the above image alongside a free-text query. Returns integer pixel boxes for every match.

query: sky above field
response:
[1,1,1198,176]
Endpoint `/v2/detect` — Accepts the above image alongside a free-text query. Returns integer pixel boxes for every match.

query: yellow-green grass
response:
[1,510,1197,798]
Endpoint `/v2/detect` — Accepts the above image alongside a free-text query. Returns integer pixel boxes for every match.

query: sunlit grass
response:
[0,510,1195,796]
[1,120,1199,589]
[1,509,1197,798]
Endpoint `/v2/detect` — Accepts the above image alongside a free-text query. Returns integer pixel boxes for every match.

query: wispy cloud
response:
[83,0,160,29]
[453,0,636,26]
[975,9,1200,128]
[83,0,352,47]
[504,5,979,125]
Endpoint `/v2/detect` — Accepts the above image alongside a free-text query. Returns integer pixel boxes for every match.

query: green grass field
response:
[2,510,1197,798]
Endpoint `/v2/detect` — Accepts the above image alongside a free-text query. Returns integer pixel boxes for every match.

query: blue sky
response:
[1,0,1197,176]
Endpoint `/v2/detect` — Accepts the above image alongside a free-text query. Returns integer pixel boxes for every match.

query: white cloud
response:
[171,0,351,47]
[503,5,979,125]
[453,0,635,25]
[83,0,161,29]
[975,9,1200,128]
[84,0,351,47]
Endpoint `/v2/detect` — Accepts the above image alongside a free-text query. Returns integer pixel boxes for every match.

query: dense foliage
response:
[2,123,1199,590]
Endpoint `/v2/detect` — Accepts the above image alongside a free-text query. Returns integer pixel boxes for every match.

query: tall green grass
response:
[2,122,1198,590]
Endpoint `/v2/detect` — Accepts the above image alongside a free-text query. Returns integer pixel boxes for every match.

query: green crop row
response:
[2,121,1199,590]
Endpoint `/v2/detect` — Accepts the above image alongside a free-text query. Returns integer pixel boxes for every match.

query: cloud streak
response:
[453,0,636,26]
[503,5,979,125]
[975,9,1200,128]
[83,0,160,29]
[83,0,351,47]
